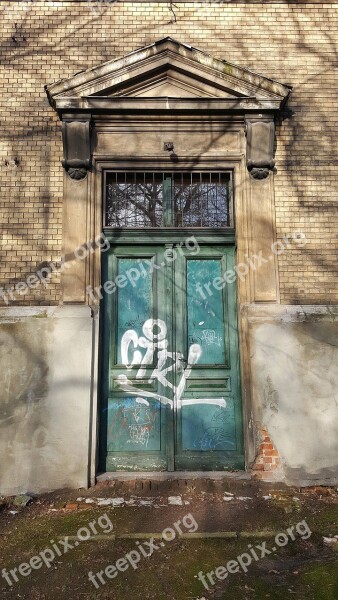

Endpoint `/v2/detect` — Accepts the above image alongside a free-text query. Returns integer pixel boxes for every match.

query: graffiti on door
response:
[107,396,160,450]
[110,319,232,452]
[118,318,202,407]
[103,245,242,466]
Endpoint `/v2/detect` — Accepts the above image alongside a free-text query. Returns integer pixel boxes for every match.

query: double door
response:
[100,241,244,471]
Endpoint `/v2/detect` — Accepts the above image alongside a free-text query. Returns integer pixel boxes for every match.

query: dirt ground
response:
[0,478,337,599]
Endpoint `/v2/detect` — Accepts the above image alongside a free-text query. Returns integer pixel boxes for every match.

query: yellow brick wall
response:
[0,1,337,305]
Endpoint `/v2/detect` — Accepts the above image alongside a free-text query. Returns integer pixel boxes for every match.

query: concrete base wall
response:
[247,305,338,486]
[0,306,94,496]
[0,304,337,495]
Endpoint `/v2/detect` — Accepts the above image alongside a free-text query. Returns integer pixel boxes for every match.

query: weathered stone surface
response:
[248,305,338,485]
[0,306,93,496]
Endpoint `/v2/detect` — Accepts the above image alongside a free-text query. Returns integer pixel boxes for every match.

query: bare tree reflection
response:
[105,171,231,227]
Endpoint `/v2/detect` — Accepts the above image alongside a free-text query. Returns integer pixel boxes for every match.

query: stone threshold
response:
[96,471,251,482]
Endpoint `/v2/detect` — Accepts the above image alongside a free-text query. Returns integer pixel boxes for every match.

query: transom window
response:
[104,171,232,228]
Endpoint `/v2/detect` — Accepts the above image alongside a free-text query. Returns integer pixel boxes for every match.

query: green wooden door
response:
[100,242,244,472]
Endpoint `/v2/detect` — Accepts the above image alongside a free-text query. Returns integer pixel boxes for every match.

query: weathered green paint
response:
[174,245,243,470]
[107,397,162,452]
[181,397,236,451]
[100,239,243,471]
[187,259,225,364]
[100,246,168,472]
[116,257,153,364]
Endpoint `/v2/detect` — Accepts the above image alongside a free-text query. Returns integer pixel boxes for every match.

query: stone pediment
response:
[46,37,291,113]
[46,38,291,182]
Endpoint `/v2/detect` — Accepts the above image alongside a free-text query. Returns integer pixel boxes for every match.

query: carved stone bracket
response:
[61,115,92,180]
[246,117,275,180]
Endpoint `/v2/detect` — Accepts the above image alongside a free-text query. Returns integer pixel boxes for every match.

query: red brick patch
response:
[252,428,282,480]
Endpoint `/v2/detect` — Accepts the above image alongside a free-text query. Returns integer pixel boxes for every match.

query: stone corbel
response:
[61,115,92,180]
[246,116,275,180]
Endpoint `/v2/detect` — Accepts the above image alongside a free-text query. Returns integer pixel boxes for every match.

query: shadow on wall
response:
[251,317,338,483]
[1,3,337,304]
[0,316,50,491]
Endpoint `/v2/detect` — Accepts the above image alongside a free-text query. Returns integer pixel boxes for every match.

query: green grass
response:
[0,503,337,599]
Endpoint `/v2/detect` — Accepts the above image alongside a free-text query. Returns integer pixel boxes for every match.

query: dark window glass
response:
[105,172,231,228]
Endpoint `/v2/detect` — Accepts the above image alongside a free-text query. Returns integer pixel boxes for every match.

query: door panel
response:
[186,258,226,365]
[116,257,153,364]
[100,243,244,471]
[174,246,243,470]
[101,246,169,471]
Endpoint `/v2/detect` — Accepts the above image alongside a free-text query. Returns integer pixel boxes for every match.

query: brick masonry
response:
[252,427,283,481]
[0,1,337,306]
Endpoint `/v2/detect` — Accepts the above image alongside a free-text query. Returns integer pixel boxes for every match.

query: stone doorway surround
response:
[45,37,291,484]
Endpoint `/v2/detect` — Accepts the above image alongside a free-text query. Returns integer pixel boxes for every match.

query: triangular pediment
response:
[46,37,291,112]
[99,68,241,99]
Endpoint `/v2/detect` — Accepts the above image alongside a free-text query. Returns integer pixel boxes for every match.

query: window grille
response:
[105,171,232,228]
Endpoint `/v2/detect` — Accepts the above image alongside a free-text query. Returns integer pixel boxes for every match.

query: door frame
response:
[89,156,256,478]
[46,39,289,483]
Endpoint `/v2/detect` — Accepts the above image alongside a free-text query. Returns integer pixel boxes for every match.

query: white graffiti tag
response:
[128,425,150,447]
[120,319,202,406]
[202,329,222,347]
